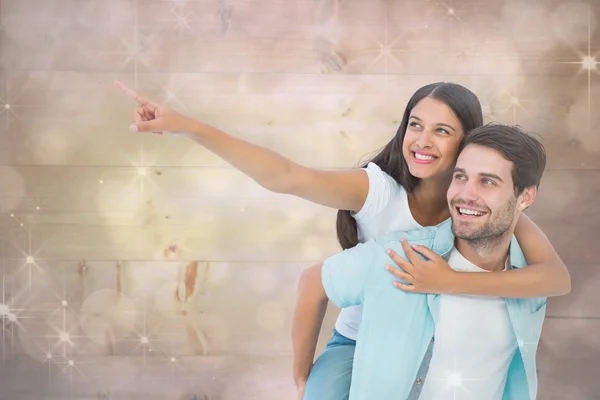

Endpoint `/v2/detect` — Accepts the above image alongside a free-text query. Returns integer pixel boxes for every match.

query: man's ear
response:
[519,186,537,211]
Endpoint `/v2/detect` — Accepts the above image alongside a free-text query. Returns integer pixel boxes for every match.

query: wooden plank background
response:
[0,0,598,398]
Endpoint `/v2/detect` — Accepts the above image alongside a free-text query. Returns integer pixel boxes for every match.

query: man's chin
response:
[451,223,478,240]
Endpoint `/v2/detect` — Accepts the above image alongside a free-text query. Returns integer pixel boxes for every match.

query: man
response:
[300,124,549,400]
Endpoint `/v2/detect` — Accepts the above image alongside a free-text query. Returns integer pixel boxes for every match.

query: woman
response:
[114,80,570,399]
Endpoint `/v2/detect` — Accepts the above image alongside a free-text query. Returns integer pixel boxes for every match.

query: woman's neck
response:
[407,174,452,226]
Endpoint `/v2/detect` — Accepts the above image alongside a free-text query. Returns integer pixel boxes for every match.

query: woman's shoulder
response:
[353,162,408,223]
[362,162,406,192]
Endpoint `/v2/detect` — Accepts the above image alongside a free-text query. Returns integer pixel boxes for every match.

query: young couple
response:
[115,80,571,399]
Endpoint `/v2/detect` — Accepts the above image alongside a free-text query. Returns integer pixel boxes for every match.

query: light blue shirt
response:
[321,218,547,400]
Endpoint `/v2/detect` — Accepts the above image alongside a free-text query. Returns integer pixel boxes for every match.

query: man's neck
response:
[455,235,512,272]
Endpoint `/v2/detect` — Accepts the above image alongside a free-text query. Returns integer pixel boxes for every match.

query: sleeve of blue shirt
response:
[321,239,384,309]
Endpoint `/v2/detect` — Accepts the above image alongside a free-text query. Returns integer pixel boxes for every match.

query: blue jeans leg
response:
[303,329,356,400]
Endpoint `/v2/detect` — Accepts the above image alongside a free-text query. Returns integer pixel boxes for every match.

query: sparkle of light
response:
[449,372,462,387]
[137,167,147,177]
[509,96,520,105]
[46,353,52,359]
[61,300,68,307]
[0,304,9,316]
[7,313,16,322]
[175,14,190,29]
[140,336,149,344]
[59,332,70,342]
[99,180,104,184]
[26,256,34,264]
[4,104,10,109]
[379,44,391,56]
[582,56,597,70]
[68,360,74,366]
[170,357,176,362]
[36,206,40,210]
[10,213,14,217]
[448,8,455,15]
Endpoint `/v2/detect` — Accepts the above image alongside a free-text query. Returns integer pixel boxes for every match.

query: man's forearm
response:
[292,265,329,386]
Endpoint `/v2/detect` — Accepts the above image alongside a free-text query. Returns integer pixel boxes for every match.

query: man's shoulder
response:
[372,219,454,251]
[373,226,438,245]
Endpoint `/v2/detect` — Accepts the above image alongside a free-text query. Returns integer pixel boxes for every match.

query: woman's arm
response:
[115,81,369,212]
[387,214,571,298]
[292,263,328,394]
[456,214,570,297]
[187,119,369,211]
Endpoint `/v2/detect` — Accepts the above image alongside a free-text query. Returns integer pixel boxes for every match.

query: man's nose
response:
[459,180,480,201]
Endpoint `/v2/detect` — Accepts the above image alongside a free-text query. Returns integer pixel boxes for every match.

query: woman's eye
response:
[437,128,449,134]
[409,122,421,128]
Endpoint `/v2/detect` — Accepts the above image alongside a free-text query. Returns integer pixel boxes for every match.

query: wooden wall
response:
[0,0,598,399]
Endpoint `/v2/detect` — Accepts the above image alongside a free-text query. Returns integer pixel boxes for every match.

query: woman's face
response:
[402,97,465,181]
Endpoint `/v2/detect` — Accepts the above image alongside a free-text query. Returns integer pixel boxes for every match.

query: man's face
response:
[446,144,533,242]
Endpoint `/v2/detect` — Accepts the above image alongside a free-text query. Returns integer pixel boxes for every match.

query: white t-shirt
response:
[335,162,423,340]
[418,248,517,400]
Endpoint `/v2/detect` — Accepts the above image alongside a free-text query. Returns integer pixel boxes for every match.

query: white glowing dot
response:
[170,357,176,362]
[132,46,143,57]
[36,206,40,210]
[0,304,9,316]
[7,313,16,322]
[68,360,74,366]
[59,332,70,342]
[517,338,525,347]
[140,336,148,344]
[449,372,462,386]
[164,90,177,102]
[137,167,147,176]
[10,213,14,217]
[25,256,34,264]
[379,44,391,56]
[20,223,23,227]
[46,353,52,359]
[509,96,520,105]
[240,207,245,212]
[61,300,68,307]
[99,180,103,184]
[4,104,10,109]
[582,56,597,70]
[448,8,455,15]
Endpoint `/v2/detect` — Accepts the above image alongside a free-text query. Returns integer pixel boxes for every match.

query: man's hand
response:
[385,239,459,294]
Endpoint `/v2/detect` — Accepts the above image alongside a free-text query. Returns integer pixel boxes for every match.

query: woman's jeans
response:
[303,329,356,400]
[303,329,433,400]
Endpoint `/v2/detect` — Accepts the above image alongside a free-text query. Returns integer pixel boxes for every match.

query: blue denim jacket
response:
[322,218,546,400]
